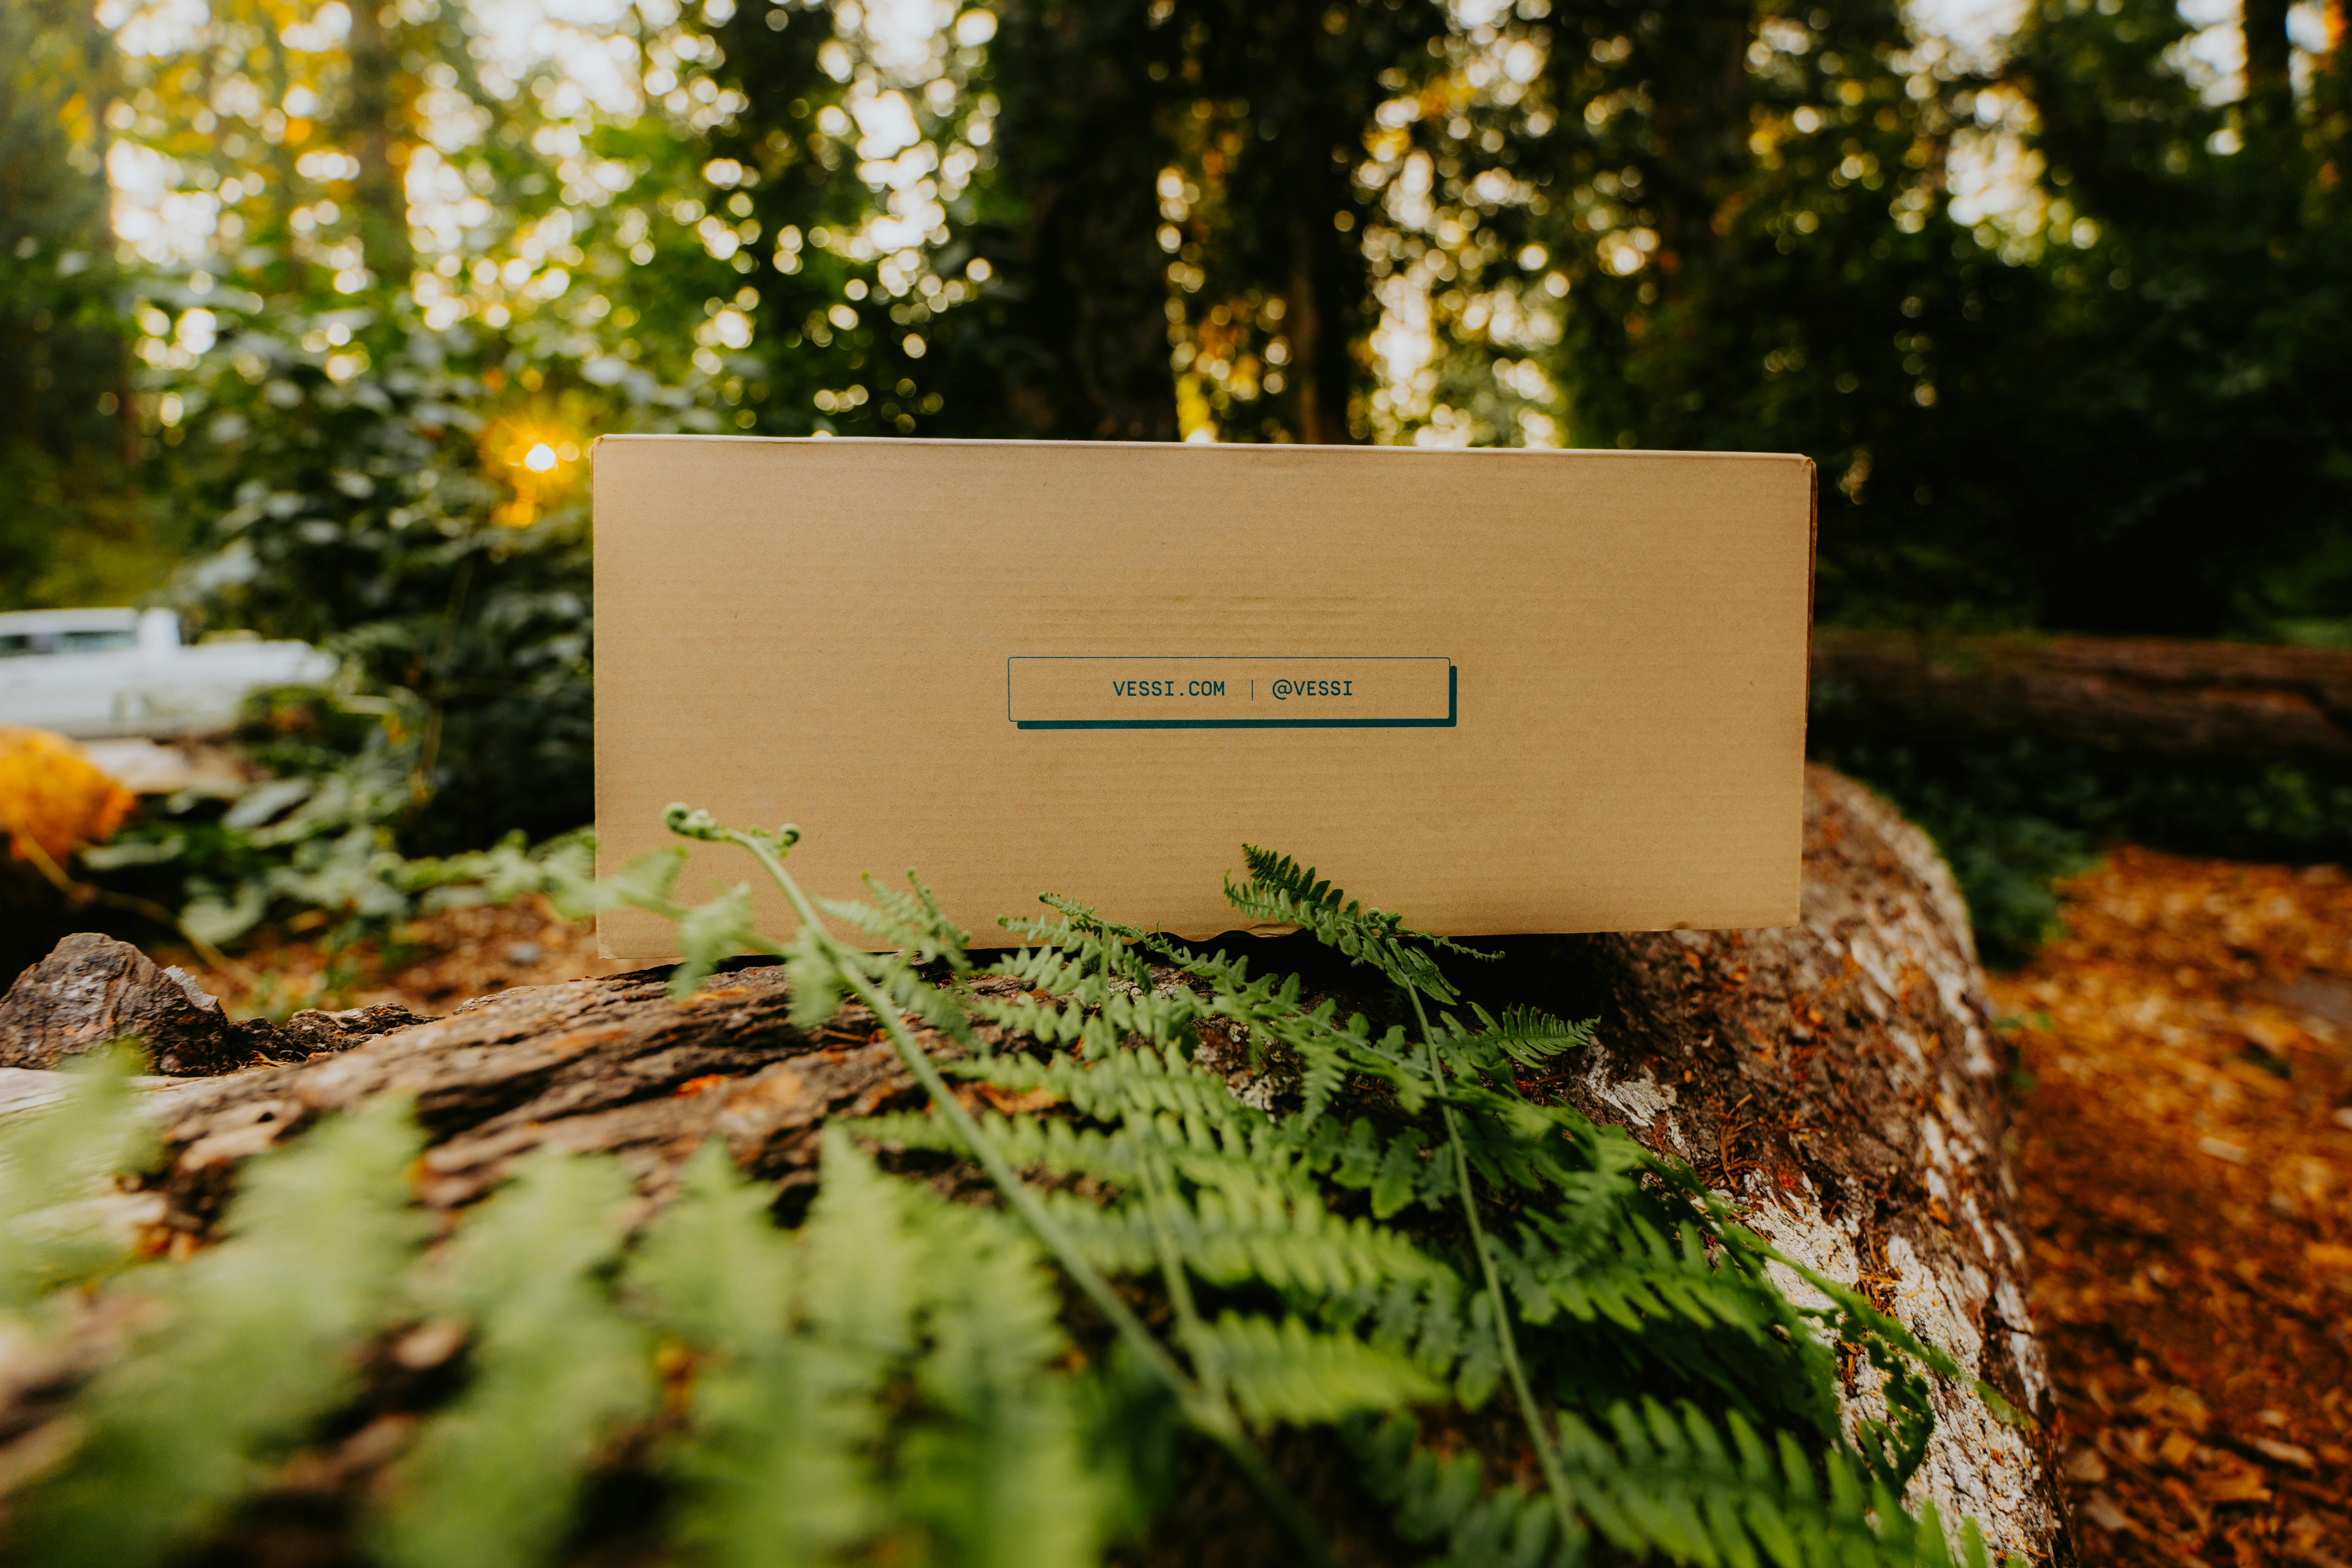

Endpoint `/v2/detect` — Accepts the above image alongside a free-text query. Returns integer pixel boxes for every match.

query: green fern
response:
[12,1096,426,1568]
[631,1128,1112,1568]
[631,1138,883,1568]
[1355,1398,2006,1568]
[895,1157,1107,1568]
[0,1044,152,1314]
[0,808,2035,1568]
[371,1152,655,1568]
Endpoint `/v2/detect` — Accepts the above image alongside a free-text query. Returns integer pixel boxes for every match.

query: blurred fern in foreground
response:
[0,812,2030,1568]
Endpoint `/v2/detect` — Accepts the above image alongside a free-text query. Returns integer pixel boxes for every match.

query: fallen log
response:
[0,766,2071,1562]
[1553,767,2064,1559]
[1810,627,2352,770]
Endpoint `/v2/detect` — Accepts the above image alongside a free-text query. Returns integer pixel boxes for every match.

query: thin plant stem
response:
[1403,983,1579,1544]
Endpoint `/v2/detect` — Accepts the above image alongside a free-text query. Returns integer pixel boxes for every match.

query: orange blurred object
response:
[0,727,136,866]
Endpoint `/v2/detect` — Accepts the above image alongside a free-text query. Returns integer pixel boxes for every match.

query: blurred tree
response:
[697,0,957,438]
[1991,0,2351,637]
[932,0,1186,439]
[1512,0,2035,626]
[93,0,716,847]
[0,0,151,608]
[22,0,2347,887]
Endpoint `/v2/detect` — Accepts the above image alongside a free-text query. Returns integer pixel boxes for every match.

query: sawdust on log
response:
[1994,849,2352,1568]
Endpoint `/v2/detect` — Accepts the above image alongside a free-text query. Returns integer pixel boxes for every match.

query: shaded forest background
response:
[2,0,2349,965]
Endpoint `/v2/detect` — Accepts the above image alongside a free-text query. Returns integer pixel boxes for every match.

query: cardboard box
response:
[593,437,1814,956]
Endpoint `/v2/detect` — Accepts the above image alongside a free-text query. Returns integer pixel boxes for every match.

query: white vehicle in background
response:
[0,608,333,740]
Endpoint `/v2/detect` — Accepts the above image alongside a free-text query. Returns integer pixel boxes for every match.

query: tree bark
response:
[0,767,2070,1560]
[1811,627,2352,771]
[1551,766,2067,1561]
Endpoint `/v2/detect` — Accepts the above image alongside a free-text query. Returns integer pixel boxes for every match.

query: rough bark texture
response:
[0,934,421,1076]
[0,768,2070,1559]
[1553,767,2066,1562]
[138,965,936,1224]
[0,933,253,1075]
[1811,627,2352,770]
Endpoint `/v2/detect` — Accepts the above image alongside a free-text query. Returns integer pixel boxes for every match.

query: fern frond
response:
[16,1097,426,1568]
[1766,1243,2026,1436]
[634,1137,883,1568]
[1362,1400,1994,1568]
[818,870,973,973]
[1225,846,1497,1004]
[1200,1312,1441,1425]
[628,1140,796,1353]
[1352,1413,1577,1568]
[372,1152,654,1568]
[1458,1003,1597,1073]
[1038,1183,1445,1297]
[965,983,1203,1057]
[901,1184,1106,1568]
[543,844,685,922]
[669,883,763,998]
[1556,1399,1990,1568]
[1222,848,1455,1003]
[949,1044,1248,1134]
[798,1127,927,1363]
[0,1044,153,1312]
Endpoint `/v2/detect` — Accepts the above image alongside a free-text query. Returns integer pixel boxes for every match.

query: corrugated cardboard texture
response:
[593,437,1814,956]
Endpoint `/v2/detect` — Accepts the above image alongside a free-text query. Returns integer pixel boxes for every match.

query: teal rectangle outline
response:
[1008,657,1455,730]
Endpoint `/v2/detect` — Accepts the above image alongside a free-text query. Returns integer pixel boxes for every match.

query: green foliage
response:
[11,1092,425,1568]
[1354,1399,2003,1568]
[570,805,2022,1562]
[0,1047,151,1312]
[1815,727,2352,965]
[169,324,603,853]
[371,1152,653,1568]
[0,0,163,609]
[80,724,599,969]
[0,816,2030,1565]
[632,1132,1108,1568]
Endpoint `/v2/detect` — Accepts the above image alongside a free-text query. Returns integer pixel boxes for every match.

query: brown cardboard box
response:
[593,437,1814,956]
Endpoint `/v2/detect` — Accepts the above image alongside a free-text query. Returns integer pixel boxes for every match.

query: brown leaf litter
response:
[1993,848,2352,1567]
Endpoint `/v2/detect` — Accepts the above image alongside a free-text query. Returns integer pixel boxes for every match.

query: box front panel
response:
[593,438,1813,954]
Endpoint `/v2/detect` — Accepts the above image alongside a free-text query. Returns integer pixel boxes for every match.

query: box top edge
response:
[592,434,1813,463]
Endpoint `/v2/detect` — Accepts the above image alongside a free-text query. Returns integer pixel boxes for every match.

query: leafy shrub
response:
[172,323,599,855]
[82,701,594,959]
[0,817,2027,1567]
[1812,729,2352,967]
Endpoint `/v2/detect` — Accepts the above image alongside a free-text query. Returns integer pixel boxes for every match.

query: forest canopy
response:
[2,0,2347,862]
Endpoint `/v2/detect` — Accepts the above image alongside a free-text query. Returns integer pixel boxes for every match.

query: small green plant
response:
[0,808,2029,1568]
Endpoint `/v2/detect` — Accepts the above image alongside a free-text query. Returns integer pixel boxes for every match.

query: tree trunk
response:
[340,0,413,286]
[1811,627,2352,771]
[0,767,2071,1560]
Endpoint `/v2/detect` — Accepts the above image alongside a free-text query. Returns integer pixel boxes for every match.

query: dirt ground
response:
[169,895,629,1020]
[163,852,2352,1565]
[1994,850,2352,1567]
